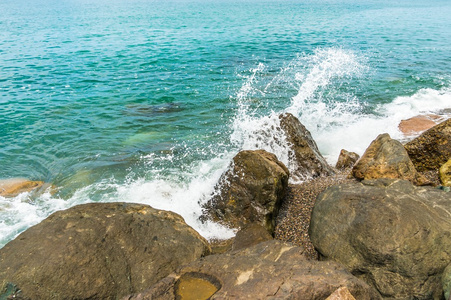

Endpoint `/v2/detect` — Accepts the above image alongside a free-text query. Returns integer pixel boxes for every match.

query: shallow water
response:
[1,0,451,246]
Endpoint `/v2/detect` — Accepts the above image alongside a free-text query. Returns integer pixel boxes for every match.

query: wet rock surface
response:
[279,113,334,180]
[310,179,451,299]
[0,203,210,300]
[203,149,289,234]
[0,178,46,197]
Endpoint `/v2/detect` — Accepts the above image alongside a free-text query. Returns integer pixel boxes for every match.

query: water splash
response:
[229,48,368,180]
[2,47,451,247]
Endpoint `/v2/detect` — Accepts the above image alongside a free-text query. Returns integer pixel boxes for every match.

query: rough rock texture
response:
[275,171,357,260]
[325,287,357,300]
[124,240,380,300]
[231,222,273,251]
[405,118,451,172]
[352,133,429,185]
[0,203,210,300]
[335,149,360,170]
[440,159,451,187]
[398,115,439,136]
[310,179,451,300]
[443,263,451,300]
[279,113,334,180]
[203,150,289,234]
[0,178,45,197]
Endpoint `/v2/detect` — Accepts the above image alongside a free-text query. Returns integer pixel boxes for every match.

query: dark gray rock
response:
[310,179,451,299]
[125,240,380,300]
[279,113,334,180]
[203,149,289,234]
[0,203,210,300]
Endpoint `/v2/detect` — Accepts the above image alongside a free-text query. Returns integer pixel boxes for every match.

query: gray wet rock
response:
[310,179,451,299]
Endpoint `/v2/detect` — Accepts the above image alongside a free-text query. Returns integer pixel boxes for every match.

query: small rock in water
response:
[398,114,440,136]
[0,178,45,197]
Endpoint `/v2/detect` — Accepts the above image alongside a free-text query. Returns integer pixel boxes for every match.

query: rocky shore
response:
[1,114,451,299]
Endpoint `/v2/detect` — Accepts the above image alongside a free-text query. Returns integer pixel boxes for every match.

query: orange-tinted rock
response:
[0,178,45,197]
[398,115,440,136]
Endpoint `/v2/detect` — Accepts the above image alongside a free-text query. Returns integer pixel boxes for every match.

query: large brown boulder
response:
[352,133,429,185]
[203,150,289,234]
[125,240,380,300]
[279,113,334,180]
[0,203,210,300]
[405,118,451,171]
[310,179,451,299]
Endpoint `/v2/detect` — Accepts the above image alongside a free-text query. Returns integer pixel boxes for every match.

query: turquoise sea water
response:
[1,0,451,246]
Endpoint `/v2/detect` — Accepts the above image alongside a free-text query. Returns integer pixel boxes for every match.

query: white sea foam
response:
[1,47,451,246]
[307,87,451,164]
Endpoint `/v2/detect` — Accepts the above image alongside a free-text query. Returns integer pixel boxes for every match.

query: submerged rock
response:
[335,149,360,170]
[405,118,451,171]
[125,240,380,300]
[440,159,451,187]
[0,178,46,197]
[310,179,451,299]
[203,150,289,234]
[352,133,429,185]
[279,113,334,180]
[0,203,210,300]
